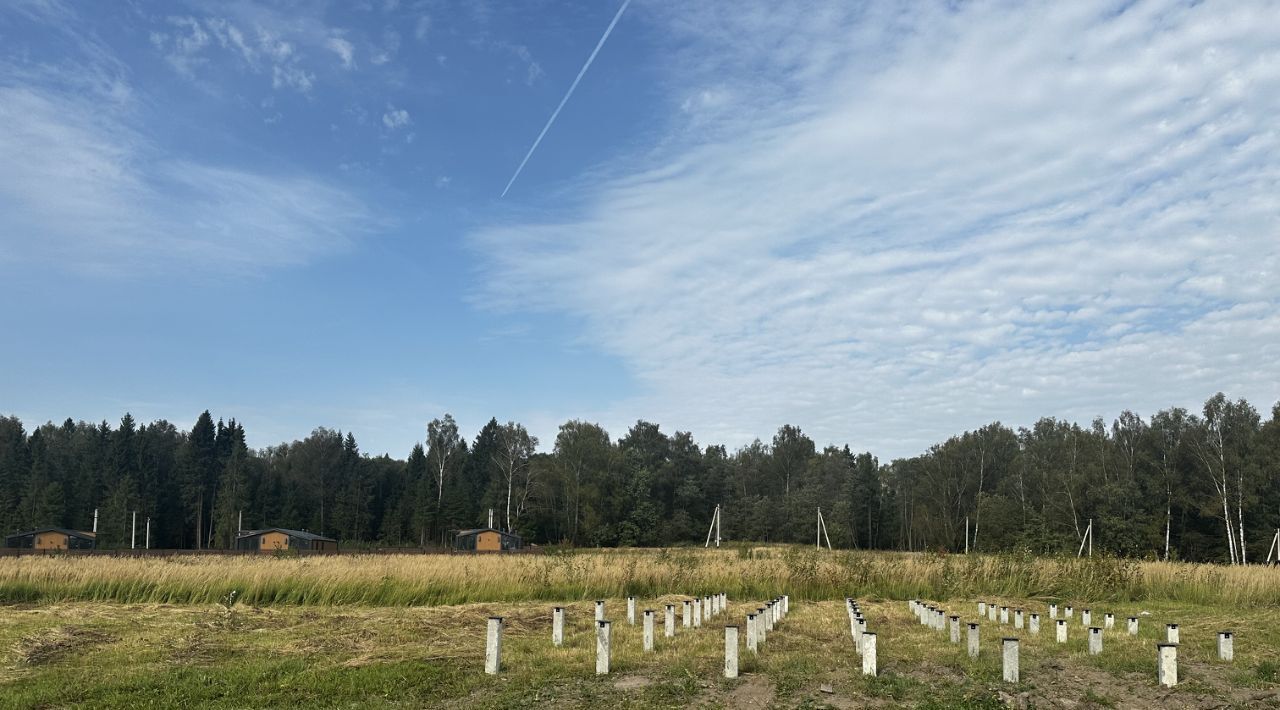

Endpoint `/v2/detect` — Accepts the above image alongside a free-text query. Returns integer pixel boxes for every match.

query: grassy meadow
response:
[4,547,1280,607]
[2,548,1280,708]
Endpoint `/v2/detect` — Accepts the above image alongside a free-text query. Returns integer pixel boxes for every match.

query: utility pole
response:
[93,507,98,534]
[704,505,722,548]
[816,508,832,550]
[1077,519,1094,558]
[145,517,151,550]
[130,511,137,550]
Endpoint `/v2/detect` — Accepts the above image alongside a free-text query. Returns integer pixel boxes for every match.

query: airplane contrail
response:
[501,0,632,197]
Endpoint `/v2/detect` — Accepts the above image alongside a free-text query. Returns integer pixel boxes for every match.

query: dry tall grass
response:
[1,547,1277,607]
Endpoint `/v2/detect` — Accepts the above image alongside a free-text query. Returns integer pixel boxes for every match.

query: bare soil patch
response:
[724,674,774,708]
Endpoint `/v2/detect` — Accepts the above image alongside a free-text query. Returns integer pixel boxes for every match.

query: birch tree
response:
[1148,408,1188,561]
[492,421,537,533]
[1192,394,1259,563]
[425,415,461,537]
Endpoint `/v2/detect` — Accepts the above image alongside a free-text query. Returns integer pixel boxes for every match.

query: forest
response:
[0,392,1277,563]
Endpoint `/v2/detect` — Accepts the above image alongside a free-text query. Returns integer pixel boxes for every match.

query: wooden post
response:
[643,610,655,652]
[552,607,564,647]
[861,632,877,676]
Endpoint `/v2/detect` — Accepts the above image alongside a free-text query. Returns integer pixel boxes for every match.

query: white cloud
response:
[326,37,356,69]
[154,16,210,76]
[382,105,411,129]
[272,63,314,92]
[146,11,341,93]
[0,84,372,275]
[506,43,542,86]
[414,15,431,42]
[472,0,1280,457]
[370,28,400,65]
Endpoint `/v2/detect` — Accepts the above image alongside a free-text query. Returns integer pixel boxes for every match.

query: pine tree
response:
[181,412,218,549]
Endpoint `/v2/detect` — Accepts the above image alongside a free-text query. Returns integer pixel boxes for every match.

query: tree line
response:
[1,393,1277,562]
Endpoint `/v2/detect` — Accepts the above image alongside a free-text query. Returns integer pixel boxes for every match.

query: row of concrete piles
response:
[484,593,793,678]
[913,599,1024,682]
[733,594,790,678]
[845,598,878,677]
[910,598,1236,688]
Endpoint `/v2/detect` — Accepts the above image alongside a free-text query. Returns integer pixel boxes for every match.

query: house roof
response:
[5,527,96,540]
[455,527,521,538]
[236,527,336,542]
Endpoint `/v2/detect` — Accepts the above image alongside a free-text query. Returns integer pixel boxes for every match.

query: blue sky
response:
[2,0,1278,459]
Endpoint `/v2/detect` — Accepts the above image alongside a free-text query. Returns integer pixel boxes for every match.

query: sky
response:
[1,0,1278,460]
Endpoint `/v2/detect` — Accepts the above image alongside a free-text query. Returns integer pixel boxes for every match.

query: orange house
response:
[5,528,97,550]
[234,528,337,553]
[453,527,522,552]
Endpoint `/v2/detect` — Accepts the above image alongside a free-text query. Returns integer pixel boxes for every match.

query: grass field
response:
[2,548,1279,708]
[4,547,1280,606]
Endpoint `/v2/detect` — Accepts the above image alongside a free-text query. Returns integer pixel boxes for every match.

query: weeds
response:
[1,548,1278,607]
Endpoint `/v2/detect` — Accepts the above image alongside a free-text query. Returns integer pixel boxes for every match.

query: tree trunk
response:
[974,449,985,551]
[1163,483,1172,562]
[1238,467,1247,564]
[1221,484,1236,564]
[505,462,514,533]
[195,492,203,550]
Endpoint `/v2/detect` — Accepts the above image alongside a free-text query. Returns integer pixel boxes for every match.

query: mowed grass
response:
[4,547,1280,606]
[2,593,1279,708]
[2,549,1280,707]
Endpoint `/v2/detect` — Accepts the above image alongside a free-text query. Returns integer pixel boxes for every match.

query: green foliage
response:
[1,390,1278,564]
[1256,660,1278,684]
